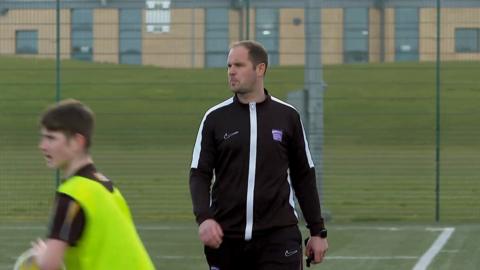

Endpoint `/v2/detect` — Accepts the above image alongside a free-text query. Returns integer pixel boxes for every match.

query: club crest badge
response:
[272,129,283,142]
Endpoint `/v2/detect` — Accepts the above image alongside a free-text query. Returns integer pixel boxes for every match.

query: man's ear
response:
[256,63,266,77]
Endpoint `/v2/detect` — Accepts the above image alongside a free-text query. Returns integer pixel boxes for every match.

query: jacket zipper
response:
[245,102,257,240]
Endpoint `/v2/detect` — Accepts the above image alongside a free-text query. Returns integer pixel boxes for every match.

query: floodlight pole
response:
[55,0,61,103]
[245,0,250,40]
[375,0,385,62]
[191,8,196,68]
[435,0,441,223]
[55,0,61,187]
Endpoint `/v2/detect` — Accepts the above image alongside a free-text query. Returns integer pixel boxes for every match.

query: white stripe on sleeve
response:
[191,98,233,168]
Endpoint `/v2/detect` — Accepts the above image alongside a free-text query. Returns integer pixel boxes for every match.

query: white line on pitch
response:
[334,226,402,231]
[412,227,455,270]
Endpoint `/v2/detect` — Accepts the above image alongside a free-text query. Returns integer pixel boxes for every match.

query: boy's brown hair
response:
[40,99,95,148]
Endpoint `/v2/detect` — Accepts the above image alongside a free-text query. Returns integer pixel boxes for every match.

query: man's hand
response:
[305,236,328,265]
[198,219,224,249]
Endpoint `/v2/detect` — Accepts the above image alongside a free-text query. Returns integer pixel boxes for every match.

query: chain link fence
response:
[0,0,479,226]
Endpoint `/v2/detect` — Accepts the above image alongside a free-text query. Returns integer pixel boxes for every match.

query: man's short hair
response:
[40,99,95,148]
[231,40,268,75]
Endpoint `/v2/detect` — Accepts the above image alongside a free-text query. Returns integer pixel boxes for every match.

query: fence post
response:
[435,0,441,223]
[305,0,327,212]
[55,0,61,187]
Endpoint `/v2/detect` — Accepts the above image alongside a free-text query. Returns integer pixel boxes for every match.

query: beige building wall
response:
[93,9,119,64]
[3,7,479,67]
[418,8,480,62]
[230,8,343,65]
[142,8,205,68]
[228,9,256,44]
[322,8,343,65]
[191,8,205,67]
[440,8,480,61]
[369,8,381,63]
[279,8,343,66]
[419,8,437,61]
[232,8,256,42]
[0,9,71,59]
[228,8,259,45]
[228,9,255,46]
[279,8,304,66]
[229,9,241,44]
[248,8,256,41]
[384,8,395,62]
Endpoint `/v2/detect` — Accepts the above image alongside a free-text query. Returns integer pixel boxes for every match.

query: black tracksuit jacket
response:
[190,90,324,240]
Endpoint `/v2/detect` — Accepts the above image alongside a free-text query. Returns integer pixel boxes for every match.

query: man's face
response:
[227,46,261,94]
[38,128,77,170]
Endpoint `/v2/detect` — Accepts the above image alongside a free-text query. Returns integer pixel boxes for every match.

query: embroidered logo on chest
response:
[272,129,283,142]
[223,131,239,140]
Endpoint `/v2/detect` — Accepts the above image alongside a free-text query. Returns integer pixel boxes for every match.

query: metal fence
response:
[0,0,480,225]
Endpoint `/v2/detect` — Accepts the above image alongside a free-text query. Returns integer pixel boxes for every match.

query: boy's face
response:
[38,128,78,170]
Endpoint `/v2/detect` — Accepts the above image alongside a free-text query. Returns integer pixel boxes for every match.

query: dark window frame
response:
[455,28,480,53]
[255,8,279,66]
[71,8,93,61]
[343,7,369,64]
[119,8,142,65]
[205,7,229,68]
[395,7,419,61]
[15,30,38,55]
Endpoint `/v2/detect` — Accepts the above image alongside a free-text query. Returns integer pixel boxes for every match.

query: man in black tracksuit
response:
[190,40,328,270]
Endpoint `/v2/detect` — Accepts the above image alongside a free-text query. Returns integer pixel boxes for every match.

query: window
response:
[395,8,419,61]
[205,8,229,67]
[455,28,480,53]
[71,9,93,61]
[255,8,279,66]
[145,0,171,33]
[344,8,369,63]
[119,9,142,65]
[16,30,38,54]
